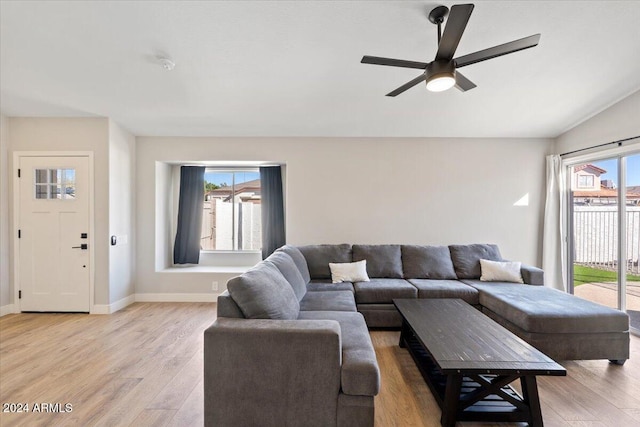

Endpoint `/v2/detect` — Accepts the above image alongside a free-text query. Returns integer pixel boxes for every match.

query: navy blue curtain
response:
[260,166,285,259]
[174,166,205,264]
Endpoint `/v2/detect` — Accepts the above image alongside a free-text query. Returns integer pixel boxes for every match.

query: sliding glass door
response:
[569,153,640,331]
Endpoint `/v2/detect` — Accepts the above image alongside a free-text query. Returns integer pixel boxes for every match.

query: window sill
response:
[160,266,251,274]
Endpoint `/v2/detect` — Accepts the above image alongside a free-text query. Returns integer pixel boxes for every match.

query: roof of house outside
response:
[574,185,640,199]
[574,164,607,175]
[206,179,261,199]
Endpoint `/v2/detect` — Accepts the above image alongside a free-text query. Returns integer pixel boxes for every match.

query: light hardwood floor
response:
[1,302,639,427]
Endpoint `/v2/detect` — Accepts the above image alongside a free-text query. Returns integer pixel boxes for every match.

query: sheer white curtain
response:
[542,154,567,291]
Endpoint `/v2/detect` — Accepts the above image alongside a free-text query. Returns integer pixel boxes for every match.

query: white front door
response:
[18,156,91,312]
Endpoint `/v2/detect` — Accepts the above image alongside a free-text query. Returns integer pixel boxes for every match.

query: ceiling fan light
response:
[425,60,456,92]
[426,74,456,92]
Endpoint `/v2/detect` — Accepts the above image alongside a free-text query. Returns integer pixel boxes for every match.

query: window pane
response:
[233,172,261,251]
[63,185,76,199]
[62,169,75,185]
[203,172,234,250]
[50,185,61,198]
[35,169,48,184]
[35,184,48,199]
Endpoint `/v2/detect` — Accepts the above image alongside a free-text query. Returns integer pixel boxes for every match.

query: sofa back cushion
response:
[449,244,502,279]
[352,244,403,278]
[227,262,300,319]
[265,251,307,301]
[277,245,311,284]
[401,245,457,279]
[298,244,352,279]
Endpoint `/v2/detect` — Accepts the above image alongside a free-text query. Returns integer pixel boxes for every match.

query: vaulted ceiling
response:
[1,1,639,137]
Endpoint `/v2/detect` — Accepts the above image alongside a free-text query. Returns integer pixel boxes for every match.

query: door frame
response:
[12,151,95,313]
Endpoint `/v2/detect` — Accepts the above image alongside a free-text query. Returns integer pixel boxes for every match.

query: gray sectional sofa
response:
[204,243,630,427]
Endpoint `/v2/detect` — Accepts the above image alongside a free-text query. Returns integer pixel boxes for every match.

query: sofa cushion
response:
[354,278,417,304]
[277,245,311,284]
[449,244,502,279]
[227,263,300,320]
[407,279,479,305]
[299,244,352,279]
[401,245,457,279]
[352,244,403,278]
[265,251,307,301]
[307,280,355,293]
[464,280,629,334]
[298,311,380,396]
[299,291,357,312]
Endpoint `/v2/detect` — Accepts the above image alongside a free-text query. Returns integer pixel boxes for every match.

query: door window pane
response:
[572,159,618,309]
[34,168,76,200]
[626,153,640,330]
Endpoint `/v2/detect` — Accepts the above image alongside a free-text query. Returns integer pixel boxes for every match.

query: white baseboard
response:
[91,294,136,314]
[0,304,15,317]
[134,293,218,302]
[8,293,215,316]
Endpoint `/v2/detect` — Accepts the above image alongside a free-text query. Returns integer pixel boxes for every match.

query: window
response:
[35,168,76,200]
[202,169,261,251]
[577,174,594,188]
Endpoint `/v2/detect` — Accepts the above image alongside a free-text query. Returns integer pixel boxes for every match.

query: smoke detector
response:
[157,56,175,71]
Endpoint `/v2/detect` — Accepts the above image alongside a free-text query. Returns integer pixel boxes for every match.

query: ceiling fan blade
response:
[386,73,426,97]
[454,34,541,68]
[435,3,474,61]
[361,55,428,70]
[454,72,476,92]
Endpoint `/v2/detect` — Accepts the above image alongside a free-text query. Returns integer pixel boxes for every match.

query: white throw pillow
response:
[480,259,524,283]
[329,260,370,283]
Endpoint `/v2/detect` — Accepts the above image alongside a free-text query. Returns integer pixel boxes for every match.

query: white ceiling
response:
[1,1,639,138]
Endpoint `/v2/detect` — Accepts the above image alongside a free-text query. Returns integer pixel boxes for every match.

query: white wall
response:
[8,118,111,305]
[136,136,553,295]
[108,120,136,303]
[556,89,640,154]
[0,113,10,314]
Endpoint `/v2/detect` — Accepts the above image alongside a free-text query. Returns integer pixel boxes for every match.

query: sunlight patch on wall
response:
[513,193,529,207]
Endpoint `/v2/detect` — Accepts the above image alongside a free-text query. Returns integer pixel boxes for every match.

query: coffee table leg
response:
[399,320,409,348]
[521,375,543,427]
[440,374,462,427]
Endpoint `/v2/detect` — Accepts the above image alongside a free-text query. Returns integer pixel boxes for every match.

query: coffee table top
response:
[394,298,566,376]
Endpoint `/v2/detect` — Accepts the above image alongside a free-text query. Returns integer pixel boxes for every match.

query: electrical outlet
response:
[212,281,219,291]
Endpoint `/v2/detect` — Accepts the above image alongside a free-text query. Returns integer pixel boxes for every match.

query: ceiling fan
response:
[361,3,541,96]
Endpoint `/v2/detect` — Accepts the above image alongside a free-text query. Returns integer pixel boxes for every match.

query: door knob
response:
[72,244,88,250]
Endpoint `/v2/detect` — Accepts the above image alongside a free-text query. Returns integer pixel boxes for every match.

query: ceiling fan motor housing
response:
[426,60,455,81]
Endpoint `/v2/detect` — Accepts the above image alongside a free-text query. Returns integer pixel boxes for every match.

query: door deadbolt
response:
[72,244,88,250]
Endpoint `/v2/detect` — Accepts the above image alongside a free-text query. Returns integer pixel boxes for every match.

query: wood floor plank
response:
[146,350,203,410]
[1,302,638,427]
[166,379,204,427]
[128,409,175,427]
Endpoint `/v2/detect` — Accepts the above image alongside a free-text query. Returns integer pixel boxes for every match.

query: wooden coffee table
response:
[393,298,566,427]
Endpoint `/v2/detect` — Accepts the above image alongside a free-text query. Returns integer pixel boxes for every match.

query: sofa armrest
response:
[521,264,544,286]
[204,318,342,427]
[216,290,244,318]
